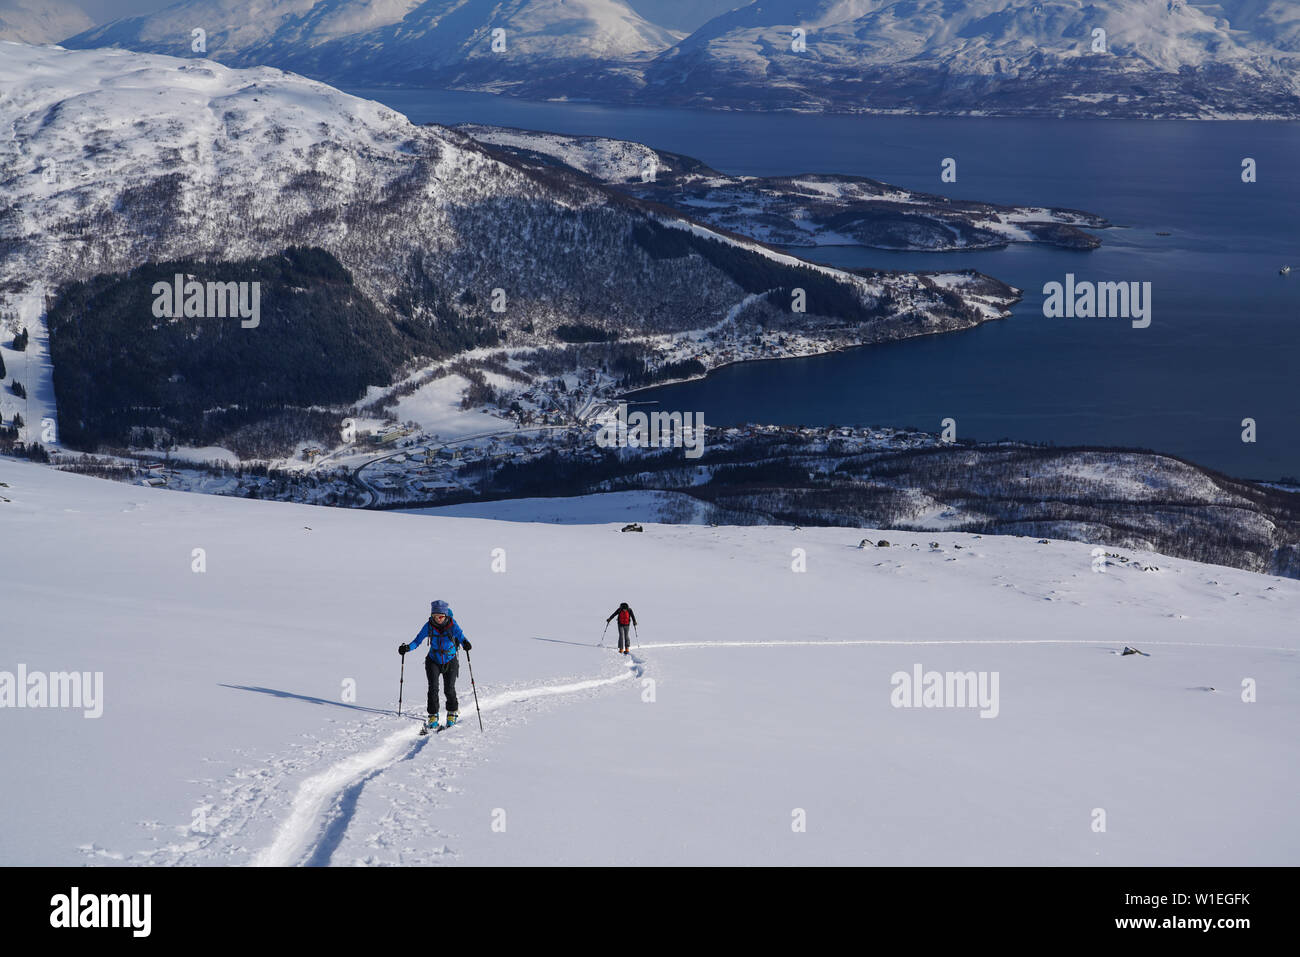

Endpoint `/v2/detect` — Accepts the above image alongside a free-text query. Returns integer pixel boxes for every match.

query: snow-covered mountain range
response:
[60,0,1300,117]
[0,0,91,43]
[63,0,682,91]
[640,0,1300,116]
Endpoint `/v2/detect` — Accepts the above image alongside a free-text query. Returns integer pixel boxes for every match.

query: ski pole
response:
[599,621,610,647]
[465,648,484,731]
[632,623,638,648]
[398,650,406,717]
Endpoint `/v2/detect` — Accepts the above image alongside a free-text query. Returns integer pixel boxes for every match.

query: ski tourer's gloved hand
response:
[398,643,409,655]
[460,639,472,651]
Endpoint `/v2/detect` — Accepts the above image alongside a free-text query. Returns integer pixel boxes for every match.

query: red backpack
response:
[617,608,631,626]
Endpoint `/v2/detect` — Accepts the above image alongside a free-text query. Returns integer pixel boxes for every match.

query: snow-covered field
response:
[386,374,501,442]
[2,459,1297,866]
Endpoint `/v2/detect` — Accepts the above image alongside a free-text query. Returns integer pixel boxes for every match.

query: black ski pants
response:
[425,656,459,715]
[617,624,631,650]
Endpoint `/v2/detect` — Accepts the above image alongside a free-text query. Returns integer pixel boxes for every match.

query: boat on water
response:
[1282,265,1292,275]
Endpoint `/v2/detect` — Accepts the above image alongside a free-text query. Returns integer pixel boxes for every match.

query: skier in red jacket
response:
[605,602,638,654]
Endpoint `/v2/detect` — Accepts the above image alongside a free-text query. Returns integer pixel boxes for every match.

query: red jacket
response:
[607,606,637,627]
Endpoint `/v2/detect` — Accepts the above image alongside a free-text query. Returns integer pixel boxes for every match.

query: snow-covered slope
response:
[0,41,432,292]
[641,0,1300,116]
[1,458,1296,865]
[62,0,681,88]
[0,0,91,44]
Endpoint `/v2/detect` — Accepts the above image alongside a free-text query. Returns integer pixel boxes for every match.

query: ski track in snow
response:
[110,633,1282,867]
[250,655,645,867]
[636,639,1296,652]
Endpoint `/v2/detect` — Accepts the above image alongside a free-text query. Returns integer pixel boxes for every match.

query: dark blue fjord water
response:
[348,88,1300,480]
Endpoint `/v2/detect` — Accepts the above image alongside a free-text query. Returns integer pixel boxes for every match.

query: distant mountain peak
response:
[0,0,92,44]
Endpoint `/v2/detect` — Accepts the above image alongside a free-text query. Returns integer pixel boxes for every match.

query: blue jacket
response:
[409,616,466,664]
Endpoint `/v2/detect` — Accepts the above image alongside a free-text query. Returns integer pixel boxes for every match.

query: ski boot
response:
[446,711,459,728]
[420,713,439,734]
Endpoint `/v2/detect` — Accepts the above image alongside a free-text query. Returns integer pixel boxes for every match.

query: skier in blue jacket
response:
[398,600,471,730]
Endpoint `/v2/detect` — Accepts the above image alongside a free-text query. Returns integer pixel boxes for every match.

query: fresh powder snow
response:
[1,458,1295,866]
